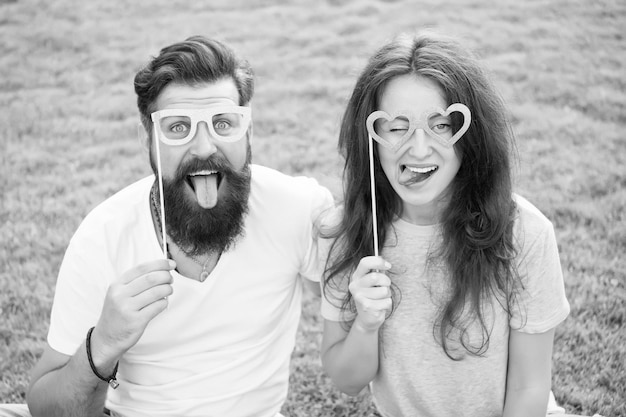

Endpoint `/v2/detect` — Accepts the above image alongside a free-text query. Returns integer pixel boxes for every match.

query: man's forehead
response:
[155,79,240,111]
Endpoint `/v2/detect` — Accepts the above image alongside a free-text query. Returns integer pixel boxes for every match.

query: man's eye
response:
[214,120,232,130]
[170,123,189,133]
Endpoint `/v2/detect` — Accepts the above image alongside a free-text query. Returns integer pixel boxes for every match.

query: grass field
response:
[1,0,624,415]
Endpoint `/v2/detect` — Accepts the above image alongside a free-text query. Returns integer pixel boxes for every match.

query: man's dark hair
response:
[134,35,254,136]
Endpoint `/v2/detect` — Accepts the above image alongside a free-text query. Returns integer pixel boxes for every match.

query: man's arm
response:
[27,341,115,417]
[27,259,175,417]
[502,328,555,417]
[303,278,322,296]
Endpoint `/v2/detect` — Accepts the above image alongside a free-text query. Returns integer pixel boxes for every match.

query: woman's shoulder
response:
[513,193,552,222]
[512,193,556,244]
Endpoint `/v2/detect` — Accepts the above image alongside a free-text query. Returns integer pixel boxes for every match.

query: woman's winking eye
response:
[383,118,409,134]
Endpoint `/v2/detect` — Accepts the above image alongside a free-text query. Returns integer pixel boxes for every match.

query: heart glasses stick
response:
[368,134,379,257]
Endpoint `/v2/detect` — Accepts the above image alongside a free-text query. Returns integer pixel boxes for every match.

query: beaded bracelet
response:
[86,327,119,389]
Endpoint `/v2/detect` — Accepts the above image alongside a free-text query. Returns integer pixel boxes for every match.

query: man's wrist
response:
[86,327,120,389]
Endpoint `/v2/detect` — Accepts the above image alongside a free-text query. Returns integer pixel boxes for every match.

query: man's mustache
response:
[175,155,235,180]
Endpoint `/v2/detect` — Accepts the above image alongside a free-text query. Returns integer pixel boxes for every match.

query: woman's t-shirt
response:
[321,194,570,417]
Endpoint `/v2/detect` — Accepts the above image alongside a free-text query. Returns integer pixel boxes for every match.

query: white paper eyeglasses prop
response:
[364,103,471,255]
[151,106,252,146]
[149,105,252,257]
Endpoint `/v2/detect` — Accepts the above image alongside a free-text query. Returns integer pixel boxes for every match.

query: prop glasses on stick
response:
[364,103,471,255]
[149,105,252,256]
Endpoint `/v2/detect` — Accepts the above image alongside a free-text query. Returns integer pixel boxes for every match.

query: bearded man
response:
[24,36,333,417]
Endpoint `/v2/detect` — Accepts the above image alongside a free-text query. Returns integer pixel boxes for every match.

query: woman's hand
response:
[349,256,392,332]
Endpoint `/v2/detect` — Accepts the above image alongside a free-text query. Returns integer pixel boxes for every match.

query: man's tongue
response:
[189,173,219,209]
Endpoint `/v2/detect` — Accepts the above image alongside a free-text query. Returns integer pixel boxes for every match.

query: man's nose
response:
[190,121,218,157]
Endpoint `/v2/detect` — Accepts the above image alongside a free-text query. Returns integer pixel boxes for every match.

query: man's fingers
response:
[125,270,174,297]
[137,297,170,323]
[131,283,174,311]
[120,259,176,284]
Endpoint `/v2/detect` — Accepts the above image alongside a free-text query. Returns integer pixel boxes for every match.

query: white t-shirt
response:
[48,164,333,417]
[322,194,570,417]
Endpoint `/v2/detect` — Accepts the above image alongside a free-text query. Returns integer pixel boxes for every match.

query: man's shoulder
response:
[249,165,334,224]
[80,176,153,230]
[251,164,318,187]
[251,164,332,200]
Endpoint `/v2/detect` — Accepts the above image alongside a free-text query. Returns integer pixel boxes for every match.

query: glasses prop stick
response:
[152,124,168,259]
[367,133,380,257]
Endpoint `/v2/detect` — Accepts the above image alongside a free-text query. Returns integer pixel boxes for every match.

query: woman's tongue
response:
[399,165,437,185]
[189,173,219,209]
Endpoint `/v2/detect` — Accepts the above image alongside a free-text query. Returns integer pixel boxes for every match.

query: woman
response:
[320,31,570,417]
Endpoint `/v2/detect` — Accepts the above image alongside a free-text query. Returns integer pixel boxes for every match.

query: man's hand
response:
[90,259,176,365]
[349,256,392,333]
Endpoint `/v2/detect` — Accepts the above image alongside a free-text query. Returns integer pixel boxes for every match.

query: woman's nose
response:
[407,128,433,158]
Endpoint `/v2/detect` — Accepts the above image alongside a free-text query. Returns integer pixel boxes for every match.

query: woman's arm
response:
[503,328,555,417]
[321,319,380,395]
[321,256,392,396]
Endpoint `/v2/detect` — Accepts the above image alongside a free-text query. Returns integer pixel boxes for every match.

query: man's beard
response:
[151,149,252,257]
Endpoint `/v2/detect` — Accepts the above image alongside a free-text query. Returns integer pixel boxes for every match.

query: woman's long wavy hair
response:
[323,31,522,359]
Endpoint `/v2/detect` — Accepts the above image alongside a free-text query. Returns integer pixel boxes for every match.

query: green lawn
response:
[1,0,624,415]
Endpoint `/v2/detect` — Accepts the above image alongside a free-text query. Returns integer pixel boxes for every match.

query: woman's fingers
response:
[353,256,391,280]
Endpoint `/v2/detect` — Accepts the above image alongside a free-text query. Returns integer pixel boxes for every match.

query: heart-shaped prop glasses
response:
[366,103,471,152]
[365,103,471,255]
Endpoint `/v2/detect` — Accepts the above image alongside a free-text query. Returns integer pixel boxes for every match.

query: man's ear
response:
[246,119,253,142]
[137,123,150,153]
